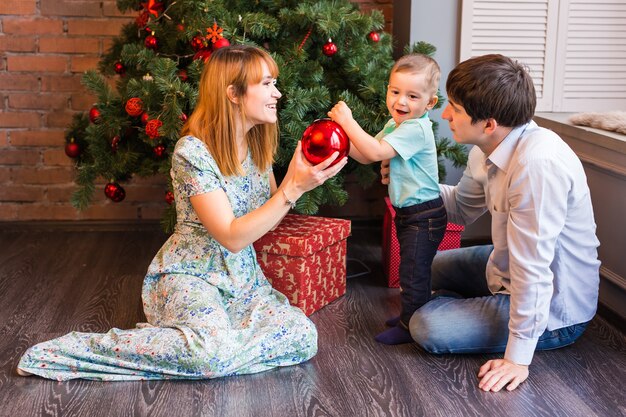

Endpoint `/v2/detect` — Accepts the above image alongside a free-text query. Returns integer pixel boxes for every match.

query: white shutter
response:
[553,0,626,112]
[460,0,558,111]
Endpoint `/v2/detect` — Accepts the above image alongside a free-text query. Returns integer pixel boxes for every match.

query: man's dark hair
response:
[446,54,536,127]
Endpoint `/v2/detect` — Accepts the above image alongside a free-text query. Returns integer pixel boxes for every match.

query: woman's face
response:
[242,61,282,130]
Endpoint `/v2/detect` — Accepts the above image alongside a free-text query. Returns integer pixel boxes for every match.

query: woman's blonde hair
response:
[181,45,279,176]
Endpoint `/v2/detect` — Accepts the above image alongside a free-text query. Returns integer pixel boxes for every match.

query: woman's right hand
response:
[281,141,348,201]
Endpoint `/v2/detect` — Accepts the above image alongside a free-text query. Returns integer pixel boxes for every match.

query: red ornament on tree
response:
[141,112,149,124]
[212,37,230,50]
[145,33,158,50]
[179,112,188,122]
[193,49,212,63]
[135,10,149,28]
[368,31,380,42]
[65,138,81,158]
[113,61,125,75]
[190,35,205,51]
[322,39,338,56]
[111,135,121,152]
[153,144,166,158]
[125,97,144,117]
[178,69,188,82]
[104,182,125,202]
[145,119,163,139]
[88,106,101,124]
[301,119,349,166]
[165,191,175,205]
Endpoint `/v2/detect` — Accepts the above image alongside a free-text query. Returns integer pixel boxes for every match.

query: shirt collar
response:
[487,121,535,173]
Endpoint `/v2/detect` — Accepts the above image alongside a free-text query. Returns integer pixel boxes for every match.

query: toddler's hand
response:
[328,101,353,126]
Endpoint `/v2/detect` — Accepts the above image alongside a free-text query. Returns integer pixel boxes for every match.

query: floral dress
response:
[17,135,318,381]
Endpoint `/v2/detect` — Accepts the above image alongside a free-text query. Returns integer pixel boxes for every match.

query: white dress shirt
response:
[440,121,600,365]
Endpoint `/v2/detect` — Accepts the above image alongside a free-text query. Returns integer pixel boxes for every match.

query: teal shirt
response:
[376,114,440,207]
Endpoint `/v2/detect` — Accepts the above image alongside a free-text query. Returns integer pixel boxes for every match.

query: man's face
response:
[441,98,486,146]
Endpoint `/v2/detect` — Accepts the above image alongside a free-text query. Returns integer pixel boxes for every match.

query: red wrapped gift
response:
[382,196,464,288]
[253,214,351,316]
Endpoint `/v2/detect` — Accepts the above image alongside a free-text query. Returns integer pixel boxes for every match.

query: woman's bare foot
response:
[16,368,33,376]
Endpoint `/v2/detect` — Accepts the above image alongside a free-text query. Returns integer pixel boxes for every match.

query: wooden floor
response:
[0,222,625,417]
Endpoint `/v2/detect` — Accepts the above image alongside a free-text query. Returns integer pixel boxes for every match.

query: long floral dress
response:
[17,135,318,381]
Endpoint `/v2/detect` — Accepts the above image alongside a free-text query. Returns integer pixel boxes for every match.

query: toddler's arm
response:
[328,101,397,163]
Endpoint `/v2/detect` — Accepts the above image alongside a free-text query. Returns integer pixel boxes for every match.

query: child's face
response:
[386,70,436,126]
[242,61,282,129]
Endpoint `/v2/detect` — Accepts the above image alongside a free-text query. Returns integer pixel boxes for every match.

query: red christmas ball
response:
[165,191,174,205]
[141,112,149,125]
[368,31,380,42]
[114,61,125,75]
[104,182,125,202]
[178,68,188,82]
[65,141,81,158]
[88,106,101,124]
[125,97,144,117]
[179,112,187,122]
[111,135,121,152]
[213,37,230,50]
[153,144,166,158]
[322,39,338,56]
[301,118,350,166]
[145,34,158,50]
[193,49,212,63]
[190,35,205,51]
[145,119,163,139]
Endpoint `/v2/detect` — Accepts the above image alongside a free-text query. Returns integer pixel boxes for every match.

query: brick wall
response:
[0,0,391,222]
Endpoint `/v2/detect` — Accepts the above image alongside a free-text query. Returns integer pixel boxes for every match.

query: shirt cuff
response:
[504,333,539,365]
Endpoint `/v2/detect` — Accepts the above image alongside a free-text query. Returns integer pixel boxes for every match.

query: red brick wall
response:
[0,0,391,221]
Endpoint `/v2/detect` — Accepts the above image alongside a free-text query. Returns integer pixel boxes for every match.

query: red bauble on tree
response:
[179,112,188,122]
[194,49,212,62]
[153,144,166,158]
[113,61,125,75]
[111,135,121,152]
[190,35,205,51]
[322,39,338,56]
[178,69,188,82]
[213,37,230,50]
[165,191,175,205]
[301,119,350,166]
[144,33,158,50]
[141,112,149,124]
[88,106,101,124]
[367,31,380,42]
[145,119,163,139]
[104,182,125,202]
[125,97,144,117]
[65,138,81,158]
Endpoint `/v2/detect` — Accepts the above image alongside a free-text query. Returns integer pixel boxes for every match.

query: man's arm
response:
[478,157,569,392]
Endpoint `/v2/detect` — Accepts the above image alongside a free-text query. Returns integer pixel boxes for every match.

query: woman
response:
[17,45,347,381]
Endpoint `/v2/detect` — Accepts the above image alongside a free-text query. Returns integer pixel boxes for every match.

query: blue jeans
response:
[409,245,589,355]
[394,197,447,325]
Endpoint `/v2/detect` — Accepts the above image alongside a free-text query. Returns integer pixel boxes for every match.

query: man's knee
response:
[408,308,441,354]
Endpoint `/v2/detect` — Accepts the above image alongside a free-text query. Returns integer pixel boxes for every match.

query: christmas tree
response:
[65,0,467,231]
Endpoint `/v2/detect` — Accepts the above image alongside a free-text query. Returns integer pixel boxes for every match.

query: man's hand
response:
[477,359,529,392]
[380,159,390,185]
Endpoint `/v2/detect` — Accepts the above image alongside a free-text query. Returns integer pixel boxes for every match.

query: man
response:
[381,54,600,392]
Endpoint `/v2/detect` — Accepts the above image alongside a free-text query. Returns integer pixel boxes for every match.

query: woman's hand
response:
[281,141,348,201]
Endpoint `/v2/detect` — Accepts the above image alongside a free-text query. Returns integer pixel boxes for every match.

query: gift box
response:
[253,214,351,316]
[382,196,464,288]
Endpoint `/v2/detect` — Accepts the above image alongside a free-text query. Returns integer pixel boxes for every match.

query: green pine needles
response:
[66,0,467,231]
